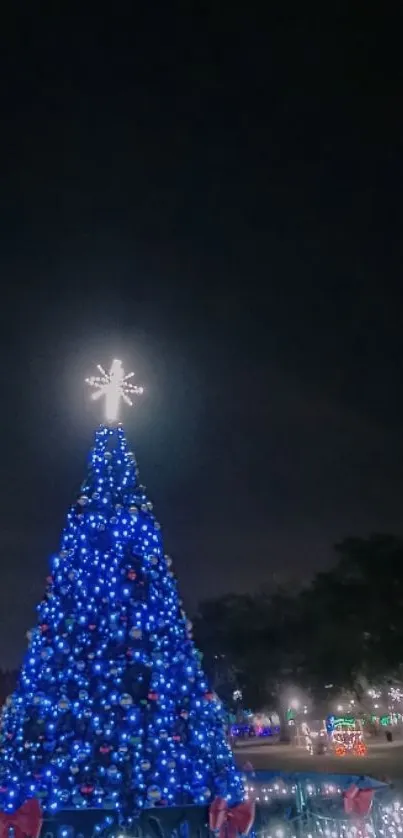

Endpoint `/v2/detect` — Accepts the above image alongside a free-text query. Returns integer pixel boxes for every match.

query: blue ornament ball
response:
[147,785,162,802]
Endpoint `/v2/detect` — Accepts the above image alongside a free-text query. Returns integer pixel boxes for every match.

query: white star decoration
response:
[86,359,143,422]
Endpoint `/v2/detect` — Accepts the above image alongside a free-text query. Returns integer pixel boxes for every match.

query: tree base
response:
[40,805,211,838]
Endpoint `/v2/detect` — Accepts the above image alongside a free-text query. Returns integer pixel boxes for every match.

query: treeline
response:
[193,534,403,711]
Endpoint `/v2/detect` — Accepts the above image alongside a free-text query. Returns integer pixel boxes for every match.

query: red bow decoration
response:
[343,785,374,817]
[209,797,255,838]
[0,799,42,838]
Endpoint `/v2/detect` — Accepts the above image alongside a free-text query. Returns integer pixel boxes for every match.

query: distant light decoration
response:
[389,686,403,704]
[86,359,143,422]
[367,687,382,700]
[326,715,367,757]
[231,723,280,740]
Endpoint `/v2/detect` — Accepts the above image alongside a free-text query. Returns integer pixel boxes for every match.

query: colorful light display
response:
[326,716,367,757]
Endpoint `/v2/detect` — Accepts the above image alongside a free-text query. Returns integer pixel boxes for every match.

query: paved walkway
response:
[234,740,403,780]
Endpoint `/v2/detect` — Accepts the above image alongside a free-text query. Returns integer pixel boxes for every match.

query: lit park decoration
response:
[86,359,143,423]
[326,715,367,757]
[0,360,248,835]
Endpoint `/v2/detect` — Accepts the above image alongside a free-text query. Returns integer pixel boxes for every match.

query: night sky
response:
[0,7,403,667]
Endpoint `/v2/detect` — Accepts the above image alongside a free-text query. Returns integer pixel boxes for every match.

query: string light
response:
[244,777,403,838]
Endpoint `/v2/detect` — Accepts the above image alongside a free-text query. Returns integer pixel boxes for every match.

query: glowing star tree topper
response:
[86,359,143,422]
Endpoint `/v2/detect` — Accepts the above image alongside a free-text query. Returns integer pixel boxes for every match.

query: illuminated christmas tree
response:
[0,360,243,818]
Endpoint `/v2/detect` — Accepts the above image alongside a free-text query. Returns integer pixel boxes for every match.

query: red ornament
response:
[344,785,374,816]
[100,745,112,754]
[0,798,43,838]
[126,648,133,658]
[127,570,137,580]
[40,624,49,633]
[89,625,96,630]
[173,734,181,741]
[46,576,53,584]
[209,797,255,838]
[148,691,159,701]
[204,692,214,701]
[80,785,94,795]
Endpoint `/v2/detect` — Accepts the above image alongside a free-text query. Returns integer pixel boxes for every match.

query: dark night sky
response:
[0,5,403,666]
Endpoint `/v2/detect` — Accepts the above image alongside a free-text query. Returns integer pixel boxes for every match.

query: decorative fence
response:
[35,772,403,838]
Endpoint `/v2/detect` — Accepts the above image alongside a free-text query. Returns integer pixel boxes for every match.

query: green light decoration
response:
[333,716,356,728]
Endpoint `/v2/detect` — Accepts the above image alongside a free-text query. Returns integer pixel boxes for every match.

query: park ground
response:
[233,739,403,780]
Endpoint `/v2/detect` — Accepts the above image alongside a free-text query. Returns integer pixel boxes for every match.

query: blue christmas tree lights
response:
[0,423,243,816]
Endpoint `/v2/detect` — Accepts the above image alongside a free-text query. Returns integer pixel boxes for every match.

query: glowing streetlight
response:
[86,359,143,422]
